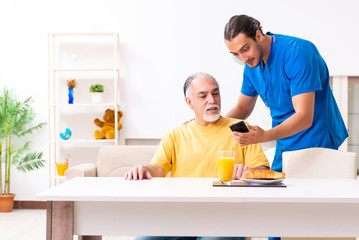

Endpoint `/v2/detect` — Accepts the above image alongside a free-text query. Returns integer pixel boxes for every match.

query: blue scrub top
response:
[241,33,348,171]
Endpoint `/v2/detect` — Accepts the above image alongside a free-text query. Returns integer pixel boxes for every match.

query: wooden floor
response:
[0,209,47,240]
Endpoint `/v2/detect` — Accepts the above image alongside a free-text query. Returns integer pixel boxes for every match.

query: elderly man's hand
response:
[232,164,251,179]
[124,164,152,180]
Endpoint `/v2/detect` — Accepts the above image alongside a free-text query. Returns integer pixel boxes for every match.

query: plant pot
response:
[0,193,16,212]
[91,92,103,104]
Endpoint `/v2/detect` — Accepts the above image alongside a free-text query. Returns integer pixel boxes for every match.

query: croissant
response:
[242,169,285,179]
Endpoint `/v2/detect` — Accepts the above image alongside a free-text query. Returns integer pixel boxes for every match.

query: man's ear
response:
[255,30,264,42]
[185,97,193,109]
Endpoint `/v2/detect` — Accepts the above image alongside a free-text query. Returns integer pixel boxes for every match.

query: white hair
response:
[183,72,218,99]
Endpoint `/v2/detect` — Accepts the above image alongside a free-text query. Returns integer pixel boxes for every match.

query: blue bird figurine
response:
[60,128,72,140]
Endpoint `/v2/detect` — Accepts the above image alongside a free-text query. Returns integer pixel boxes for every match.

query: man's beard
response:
[248,41,264,68]
[254,41,264,67]
[203,104,221,122]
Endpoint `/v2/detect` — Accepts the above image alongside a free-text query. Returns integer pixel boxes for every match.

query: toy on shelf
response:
[94,109,123,139]
[60,128,72,140]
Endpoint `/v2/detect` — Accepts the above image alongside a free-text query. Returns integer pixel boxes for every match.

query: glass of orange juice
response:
[217,151,235,183]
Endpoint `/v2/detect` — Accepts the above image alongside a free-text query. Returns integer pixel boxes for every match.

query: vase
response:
[68,87,74,104]
[57,163,69,176]
[91,92,103,104]
[0,193,16,212]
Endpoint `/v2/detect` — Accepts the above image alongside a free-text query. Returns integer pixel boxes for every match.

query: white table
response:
[36,177,359,240]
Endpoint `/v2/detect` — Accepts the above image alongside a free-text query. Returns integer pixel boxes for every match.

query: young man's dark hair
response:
[224,15,264,41]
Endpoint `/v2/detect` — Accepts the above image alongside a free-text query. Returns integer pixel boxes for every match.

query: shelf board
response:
[348,143,359,147]
[50,103,120,107]
[50,32,118,37]
[51,139,118,144]
[348,113,359,116]
[49,68,119,72]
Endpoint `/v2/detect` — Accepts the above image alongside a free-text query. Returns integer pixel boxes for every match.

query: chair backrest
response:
[97,145,158,177]
[282,147,357,179]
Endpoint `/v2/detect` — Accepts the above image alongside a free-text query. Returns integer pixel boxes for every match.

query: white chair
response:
[282,147,357,179]
[282,147,358,240]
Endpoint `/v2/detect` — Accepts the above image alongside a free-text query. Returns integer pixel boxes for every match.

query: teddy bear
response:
[94,109,123,139]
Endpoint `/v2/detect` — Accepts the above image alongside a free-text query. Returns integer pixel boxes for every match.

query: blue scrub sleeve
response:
[241,68,258,97]
[284,45,322,97]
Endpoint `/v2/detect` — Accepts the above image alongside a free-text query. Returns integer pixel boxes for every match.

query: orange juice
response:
[57,163,69,176]
[217,157,235,182]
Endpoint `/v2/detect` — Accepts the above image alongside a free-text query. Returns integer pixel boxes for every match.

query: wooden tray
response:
[213,180,286,187]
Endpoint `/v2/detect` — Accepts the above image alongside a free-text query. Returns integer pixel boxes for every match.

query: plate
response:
[239,178,284,185]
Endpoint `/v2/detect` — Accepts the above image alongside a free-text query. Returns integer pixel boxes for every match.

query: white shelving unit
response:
[331,76,359,173]
[48,32,120,186]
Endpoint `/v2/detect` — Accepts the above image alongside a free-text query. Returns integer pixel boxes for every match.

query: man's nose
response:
[207,94,215,103]
[238,54,248,63]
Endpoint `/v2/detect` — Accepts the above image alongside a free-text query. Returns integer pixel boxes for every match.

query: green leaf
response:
[16,152,45,173]
[89,84,104,92]
[0,88,47,193]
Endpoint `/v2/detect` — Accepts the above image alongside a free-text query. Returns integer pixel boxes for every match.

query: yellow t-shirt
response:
[151,116,269,177]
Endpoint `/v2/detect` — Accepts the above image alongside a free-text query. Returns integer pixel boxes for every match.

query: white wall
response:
[1,0,358,200]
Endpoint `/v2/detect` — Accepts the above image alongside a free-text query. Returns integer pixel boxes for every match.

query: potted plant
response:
[0,88,46,212]
[67,79,77,104]
[89,84,104,104]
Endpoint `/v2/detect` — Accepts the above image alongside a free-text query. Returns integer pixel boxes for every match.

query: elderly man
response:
[125,72,270,240]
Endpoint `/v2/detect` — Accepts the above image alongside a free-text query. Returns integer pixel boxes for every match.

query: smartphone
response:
[229,121,249,133]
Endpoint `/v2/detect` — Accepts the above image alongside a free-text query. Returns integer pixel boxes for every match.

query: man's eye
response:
[199,95,206,98]
[241,46,249,52]
[213,93,219,96]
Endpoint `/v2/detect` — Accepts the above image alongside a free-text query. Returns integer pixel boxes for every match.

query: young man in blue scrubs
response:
[224,15,348,174]
[224,14,348,240]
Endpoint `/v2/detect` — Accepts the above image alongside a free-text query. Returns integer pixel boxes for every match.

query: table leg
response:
[46,201,74,240]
